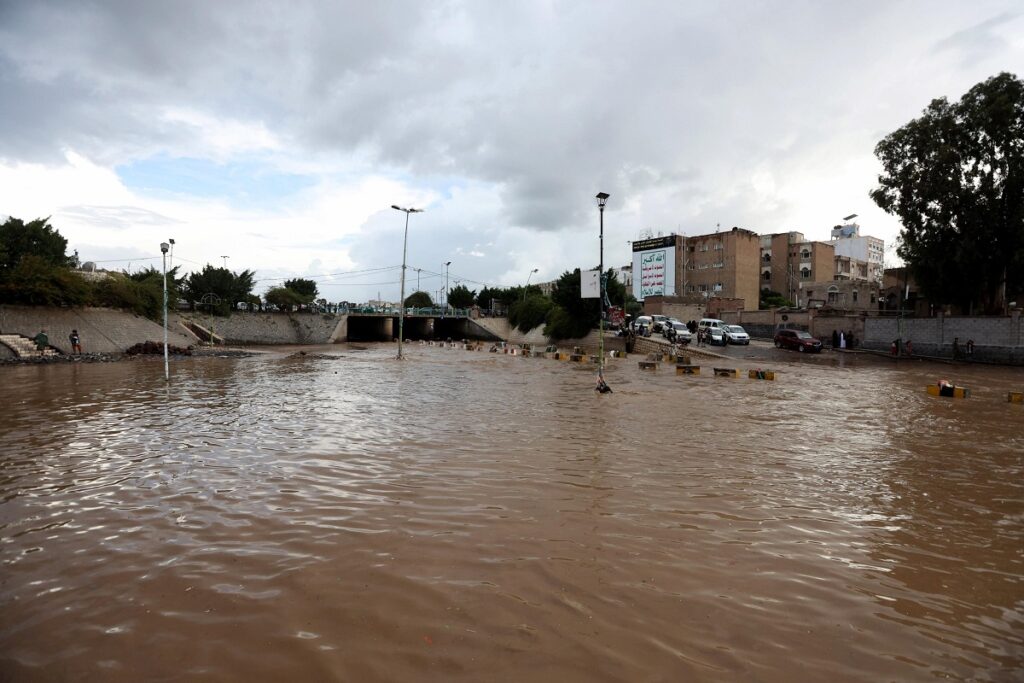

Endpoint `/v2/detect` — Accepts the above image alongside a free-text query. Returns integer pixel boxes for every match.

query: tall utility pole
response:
[160,242,170,381]
[220,255,229,269]
[444,261,452,312]
[596,192,610,383]
[391,205,423,359]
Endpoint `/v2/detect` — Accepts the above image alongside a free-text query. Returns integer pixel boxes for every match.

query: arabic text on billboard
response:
[640,250,667,298]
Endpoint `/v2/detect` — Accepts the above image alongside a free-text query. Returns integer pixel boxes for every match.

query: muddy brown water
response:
[1,345,1022,682]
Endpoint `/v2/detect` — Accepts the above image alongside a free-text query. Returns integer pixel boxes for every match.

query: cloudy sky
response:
[1,1,1021,303]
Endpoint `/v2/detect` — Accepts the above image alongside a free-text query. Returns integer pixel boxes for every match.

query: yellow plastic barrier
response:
[748,369,775,380]
[926,385,970,399]
[1008,391,1023,404]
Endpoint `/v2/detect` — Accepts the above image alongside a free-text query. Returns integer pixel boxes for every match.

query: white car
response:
[663,321,692,344]
[723,325,750,345]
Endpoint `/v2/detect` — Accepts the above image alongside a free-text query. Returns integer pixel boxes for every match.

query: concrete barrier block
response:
[1008,391,1023,404]
[676,365,700,375]
[714,368,739,378]
[748,369,775,380]
[569,354,585,362]
[927,385,970,398]
[639,361,658,371]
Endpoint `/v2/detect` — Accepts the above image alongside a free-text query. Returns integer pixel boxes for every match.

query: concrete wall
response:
[173,311,344,345]
[863,314,1024,363]
[0,305,195,353]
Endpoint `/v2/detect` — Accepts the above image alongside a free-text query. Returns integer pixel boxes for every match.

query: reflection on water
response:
[1,346,1022,681]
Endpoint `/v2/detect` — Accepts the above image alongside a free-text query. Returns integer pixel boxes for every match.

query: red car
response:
[774,329,823,353]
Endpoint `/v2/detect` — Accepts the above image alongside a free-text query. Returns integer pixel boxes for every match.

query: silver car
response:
[723,325,750,345]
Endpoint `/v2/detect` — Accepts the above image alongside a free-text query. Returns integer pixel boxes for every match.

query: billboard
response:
[631,236,677,300]
[580,269,600,298]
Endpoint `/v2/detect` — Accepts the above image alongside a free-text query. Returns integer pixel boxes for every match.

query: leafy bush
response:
[265,286,305,310]
[404,291,433,308]
[544,305,593,340]
[509,295,552,332]
[94,273,164,318]
[0,254,91,306]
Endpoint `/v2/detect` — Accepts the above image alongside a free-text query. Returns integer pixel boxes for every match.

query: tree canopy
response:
[446,284,475,309]
[404,291,433,308]
[183,266,256,314]
[871,72,1024,313]
[283,278,318,303]
[0,217,74,272]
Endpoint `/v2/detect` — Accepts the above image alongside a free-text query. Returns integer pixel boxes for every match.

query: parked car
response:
[722,325,750,345]
[651,315,669,332]
[697,318,727,332]
[705,326,727,346]
[774,329,823,353]
[635,315,653,330]
[664,321,692,344]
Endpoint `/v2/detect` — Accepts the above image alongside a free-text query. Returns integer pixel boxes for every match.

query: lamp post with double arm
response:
[596,192,610,384]
[391,205,423,360]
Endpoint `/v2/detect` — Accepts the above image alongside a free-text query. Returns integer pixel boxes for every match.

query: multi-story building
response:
[759,232,834,306]
[630,227,761,310]
[828,220,884,284]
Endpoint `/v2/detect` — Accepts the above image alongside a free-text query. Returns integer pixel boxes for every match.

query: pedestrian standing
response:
[69,329,82,354]
[839,331,846,349]
[832,329,839,348]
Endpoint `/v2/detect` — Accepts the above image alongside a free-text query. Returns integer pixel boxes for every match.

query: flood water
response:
[1,345,1022,682]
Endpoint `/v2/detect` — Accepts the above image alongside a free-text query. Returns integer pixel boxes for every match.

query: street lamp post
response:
[523,268,539,302]
[220,255,229,269]
[444,261,451,313]
[596,192,610,383]
[392,205,423,359]
[160,242,170,381]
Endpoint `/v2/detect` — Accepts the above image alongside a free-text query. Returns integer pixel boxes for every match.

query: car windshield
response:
[727,326,745,333]
[796,331,814,339]
[673,323,686,330]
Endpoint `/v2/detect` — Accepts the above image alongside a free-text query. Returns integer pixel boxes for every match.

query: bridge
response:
[340,308,503,342]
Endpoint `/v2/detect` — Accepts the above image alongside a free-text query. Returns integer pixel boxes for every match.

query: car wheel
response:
[797,345,804,352]
[774,340,781,348]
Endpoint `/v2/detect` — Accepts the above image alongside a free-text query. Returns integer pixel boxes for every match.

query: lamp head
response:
[596,192,610,208]
[169,238,175,245]
[445,261,451,266]
[160,242,169,254]
[531,268,538,273]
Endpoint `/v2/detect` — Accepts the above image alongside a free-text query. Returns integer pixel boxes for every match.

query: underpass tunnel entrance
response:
[346,316,394,341]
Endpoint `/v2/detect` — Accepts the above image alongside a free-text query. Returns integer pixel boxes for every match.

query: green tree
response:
[283,278,318,304]
[404,291,433,308]
[544,268,598,339]
[477,286,512,310]
[183,266,256,314]
[871,72,1024,313]
[0,217,74,272]
[0,254,90,306]
[447,284,475,309]
[265,286,304,310]
[759,289,794,309]
[509,294,553,332]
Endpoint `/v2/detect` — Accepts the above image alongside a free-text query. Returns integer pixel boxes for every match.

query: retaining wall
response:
[172,311,344,345]
[0,305,195,354]
[862,314,1024,363]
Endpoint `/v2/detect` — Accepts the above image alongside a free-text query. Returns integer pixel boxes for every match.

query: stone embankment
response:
[0,305,196,355]
[172,311,344,345]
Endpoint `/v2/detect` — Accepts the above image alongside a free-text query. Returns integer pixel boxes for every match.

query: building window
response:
[827,285,839,304]
[762,271,771,281]
[852,290,858,303]
[762,253,771,262]
[713,283,722,292]
[801,249,810,259]
[801,268,811,279]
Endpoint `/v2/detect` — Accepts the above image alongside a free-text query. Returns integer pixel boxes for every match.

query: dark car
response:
[774,329,823,353]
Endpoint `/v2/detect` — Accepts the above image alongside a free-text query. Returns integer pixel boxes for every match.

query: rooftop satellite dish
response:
[82,261,97,272]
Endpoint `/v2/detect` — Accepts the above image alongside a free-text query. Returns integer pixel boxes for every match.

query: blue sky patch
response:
[117,156,316,207]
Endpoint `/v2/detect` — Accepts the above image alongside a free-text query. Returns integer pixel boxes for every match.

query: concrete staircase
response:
[0,334,61,358]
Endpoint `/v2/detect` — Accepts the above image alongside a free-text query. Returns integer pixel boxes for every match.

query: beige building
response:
[680,227,761,310]
[760,232,834,306]
[801,279,880,312]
